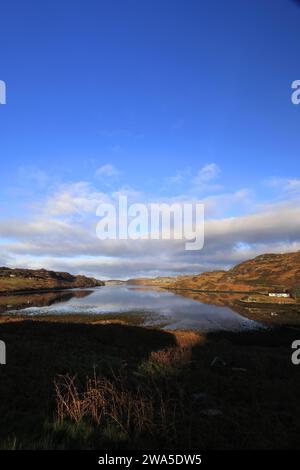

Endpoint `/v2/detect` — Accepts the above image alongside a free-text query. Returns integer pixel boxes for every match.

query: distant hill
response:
[0,267,104,294]
[104,280,126,285]
[126,276,176,286]
[127,252,300,294]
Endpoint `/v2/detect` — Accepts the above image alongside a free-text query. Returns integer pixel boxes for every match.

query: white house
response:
[269,292,290,298]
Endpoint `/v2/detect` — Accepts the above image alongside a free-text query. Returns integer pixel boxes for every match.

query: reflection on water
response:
[0,289,93,314]
[2,285,261,332]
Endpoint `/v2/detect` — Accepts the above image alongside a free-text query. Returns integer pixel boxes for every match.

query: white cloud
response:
[265,177,300,194]
[167,163,222,195]
[1,166,300,279]
[95,164,119,179]
[191,163,222,194]
[1,193,300,278]
[166,168,191,185]
[193,163,220,183]
[43,182,110,217]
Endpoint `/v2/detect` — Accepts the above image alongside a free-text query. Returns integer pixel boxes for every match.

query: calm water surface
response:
[4,285,261,332]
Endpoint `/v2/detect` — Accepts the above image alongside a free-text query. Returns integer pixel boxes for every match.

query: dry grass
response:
[52,331,201,447]
[174,330,203,348]
[135,331,202,379]
[0,319,300,449]
[54,371,183,447]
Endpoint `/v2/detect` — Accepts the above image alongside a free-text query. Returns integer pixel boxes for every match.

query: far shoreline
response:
[0,285,100,297]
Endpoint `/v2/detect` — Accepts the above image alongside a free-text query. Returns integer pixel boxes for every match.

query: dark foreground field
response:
[0,314,299,450]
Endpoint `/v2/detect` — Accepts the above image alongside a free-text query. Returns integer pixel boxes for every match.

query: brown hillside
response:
[129,252,300,293]
[0,267,104,294]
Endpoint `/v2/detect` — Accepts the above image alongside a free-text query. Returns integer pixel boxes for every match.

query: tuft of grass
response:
[136,331,202,379]
[136,347,189,379]
[53,371,185,449]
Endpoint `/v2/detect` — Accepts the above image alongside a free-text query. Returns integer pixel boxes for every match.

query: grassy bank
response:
[0,315,299,449]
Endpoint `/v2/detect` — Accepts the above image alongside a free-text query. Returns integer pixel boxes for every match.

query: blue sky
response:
[0,0,300,279]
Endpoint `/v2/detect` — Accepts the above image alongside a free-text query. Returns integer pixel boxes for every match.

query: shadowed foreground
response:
[0,316,299,449]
